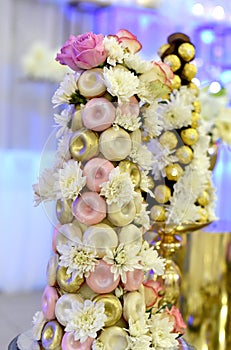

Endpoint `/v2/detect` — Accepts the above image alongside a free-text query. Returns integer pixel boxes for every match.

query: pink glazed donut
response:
[82,98,116,132]
[62,332,93,350]
[83,157,114,192]
[86,259,120,293]
[41,285,59,320]
[72,192,106,225]
[123,268,144,291]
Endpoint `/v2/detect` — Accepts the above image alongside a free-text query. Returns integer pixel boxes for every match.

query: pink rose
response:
[56,32,108,71]
[153,61,174,87]
[166,305,187,334]
[115,29,142,53]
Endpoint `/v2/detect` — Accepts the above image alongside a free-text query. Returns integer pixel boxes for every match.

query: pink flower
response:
[115,29,142,54]
[153,61,174,87]
[56,32,108,71]
[166,305,187,334]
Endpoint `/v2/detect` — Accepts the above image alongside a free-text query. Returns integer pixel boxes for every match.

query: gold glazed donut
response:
[41,320,63,350]
[98,326,129,350]
[93,294,122,327]
[107,200,136,227]
[56,199,73,224]
[119,160,141,189]
[69,129,99,162]
[56,265,84,293]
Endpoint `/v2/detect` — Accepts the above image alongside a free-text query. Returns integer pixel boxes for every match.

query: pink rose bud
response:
[166,305,187,334]
[56,32,108,71]
[115,29,142,53]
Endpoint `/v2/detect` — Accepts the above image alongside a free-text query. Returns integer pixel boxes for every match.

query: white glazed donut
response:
[58,221,83,244]
[118,224,142,253]
[123,290,146,321]
[130,128,142,149]
[77,68,107,98]
[56,198,73,224]
[55,293,83,326]
[82,97,116,131]
[46,254,59,287]
[83,157,114,192]
[62,332,93,350]
[99,127,132,161]
[98,326,129,350]
[83,223,118,257]
[107,200,136,227]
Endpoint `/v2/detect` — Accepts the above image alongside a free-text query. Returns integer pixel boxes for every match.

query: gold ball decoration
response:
[197,191,210,207]
[163,54,181,72]
[181,128,199,146]
[56,266,84,293]
[69,129,99,162]
[56,199,73,224]
[159,131,178,150]
[178,43,195,62]
[150,205,166,221]
[171,75,181,90]
[176,146,193,164]
[157,43,170,57]
[41,321,63,350]
[119,160,141,189]
[191,112,201,128]
[71,108,83,131]
[154,185,171,204]
[193,99,201,113]
[165,163,184,181]
[93,294,123,327]
[198,207,209,223]
[181,63,197,81]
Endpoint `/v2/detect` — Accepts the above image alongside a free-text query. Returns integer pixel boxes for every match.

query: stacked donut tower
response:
[146,32,216,228]
[16,30,216,350]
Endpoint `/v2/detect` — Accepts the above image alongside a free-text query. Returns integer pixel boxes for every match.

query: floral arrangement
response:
[199,82,231,146]
[17,29,216,349]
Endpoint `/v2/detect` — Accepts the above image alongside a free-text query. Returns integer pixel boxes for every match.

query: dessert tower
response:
[16,30,215,349]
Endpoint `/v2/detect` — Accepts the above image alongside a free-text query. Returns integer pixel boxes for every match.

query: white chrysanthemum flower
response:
[139,241,165,274]
[53,132,72,168]
[148,313,178,348]
[127,315,152,350]
[124,53,153,74]
[92,339,105,350]
[103,36,125,66]
[127,334,152,350]
[134,202,151,230]
[142,102,164,137]
[114,107,141,131]
[103,66,139,102]
[130,144,153,171]
[115,285,125,298]
[148,138,178,181]
[160,87,195,130]
[100,167,136,207]
[32,311,46,341]
[56,159,86,201]
[103,243,142,283]
[53,105,73,138]
[58,242,98,279]
[52,72,78,108]
[65,300,107,343]
[33,167,58,206]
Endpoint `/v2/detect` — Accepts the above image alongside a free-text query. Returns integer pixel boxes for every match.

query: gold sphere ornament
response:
[56,199,73,224]
[191,112,201,128]
[181,63,197,81]
[150,205,166,221]
[181,128,199,146]
[93,294,122,327]
[159,131,178,150]
[154,185,171,204]
[163,54,181,72]
[193,99,201,113]
[41,321,63,350]
[119,160,141,189]
[69,129,99,162]
[178,43,195,62]
[165,163,184,181]
[197,190,210,207]
[176,145,193,164]
[171,75,181,90]
[188,82,199,96]
[56,265,84,293]
[157,43,170,57]
[198,207,209,222]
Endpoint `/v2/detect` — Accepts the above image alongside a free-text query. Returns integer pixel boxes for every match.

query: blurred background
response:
[1,0,231,348]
